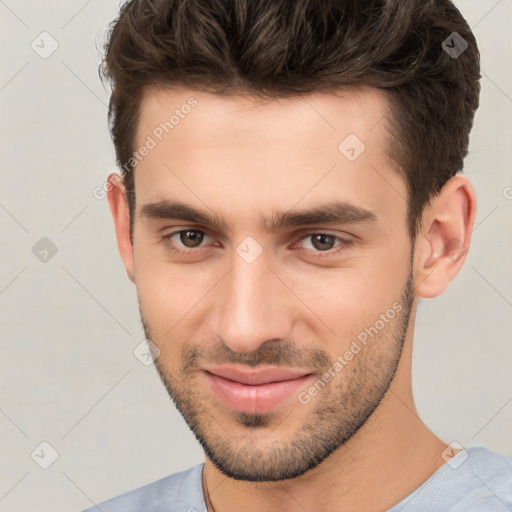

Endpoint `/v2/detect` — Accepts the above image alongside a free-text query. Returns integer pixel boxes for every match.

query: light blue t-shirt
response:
[81,446,512,511]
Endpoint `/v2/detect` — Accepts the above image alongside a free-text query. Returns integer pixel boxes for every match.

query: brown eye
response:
[309,234,337,251]
[179,230,204,248]
[162,229,214,255]
[297,232,352,257]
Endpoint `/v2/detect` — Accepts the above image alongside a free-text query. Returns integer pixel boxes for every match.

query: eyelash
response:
[161,229,353,258]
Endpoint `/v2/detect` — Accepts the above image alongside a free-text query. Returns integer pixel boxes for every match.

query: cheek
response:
[293,246,411,336]
[136,265,206,318]
[133,245,218,339]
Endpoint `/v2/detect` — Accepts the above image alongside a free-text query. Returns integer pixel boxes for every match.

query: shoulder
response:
[80,463,206,512]
[466,446,512,478]
[389,446,512,511]
[454,446,512,510]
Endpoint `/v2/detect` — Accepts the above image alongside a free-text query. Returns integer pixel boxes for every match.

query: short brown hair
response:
[101,0,480,239]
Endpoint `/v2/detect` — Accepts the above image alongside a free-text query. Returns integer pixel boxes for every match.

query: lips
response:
[205,366,311,385]
[203,365,314,415]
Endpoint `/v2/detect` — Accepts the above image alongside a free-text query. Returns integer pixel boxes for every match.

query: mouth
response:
[202,365,315,415]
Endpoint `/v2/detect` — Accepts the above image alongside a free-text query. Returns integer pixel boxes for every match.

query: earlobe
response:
[413,174,476,298]
[106,172,135,283]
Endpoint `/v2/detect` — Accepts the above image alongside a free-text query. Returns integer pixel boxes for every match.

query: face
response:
[130,86,415,481]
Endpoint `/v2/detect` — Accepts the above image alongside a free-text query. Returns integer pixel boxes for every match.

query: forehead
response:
[132,86,406,226]
[137,85,392,148]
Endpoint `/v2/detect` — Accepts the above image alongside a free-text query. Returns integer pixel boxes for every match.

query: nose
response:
[213,250,293,353]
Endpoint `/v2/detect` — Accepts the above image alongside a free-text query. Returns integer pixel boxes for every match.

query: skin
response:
[107,86,476,511]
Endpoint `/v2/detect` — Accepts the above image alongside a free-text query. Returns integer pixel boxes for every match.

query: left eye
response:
[299,233,346,252]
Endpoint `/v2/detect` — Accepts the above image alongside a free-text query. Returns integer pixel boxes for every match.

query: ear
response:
[106,173,135,283]
[413,174,477,298]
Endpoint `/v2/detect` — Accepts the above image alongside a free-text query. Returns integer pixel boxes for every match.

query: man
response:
[84,0,512,510]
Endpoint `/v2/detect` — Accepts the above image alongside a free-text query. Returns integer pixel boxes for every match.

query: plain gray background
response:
[0,1,511,511]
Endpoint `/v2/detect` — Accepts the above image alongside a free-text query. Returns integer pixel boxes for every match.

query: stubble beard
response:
[143,266,415,482]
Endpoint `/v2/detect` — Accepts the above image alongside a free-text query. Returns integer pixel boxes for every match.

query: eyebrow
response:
[139,199,377,232]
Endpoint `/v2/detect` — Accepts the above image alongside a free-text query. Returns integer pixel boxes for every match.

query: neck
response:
[202,329,449,512]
